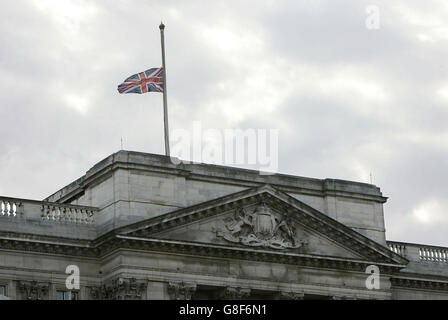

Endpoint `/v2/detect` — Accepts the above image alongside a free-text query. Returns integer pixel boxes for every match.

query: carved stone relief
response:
[17,280,50,300]
[168,281,197,300]
[216,202,306,250]
[88,277,148,300]
[277,291,305,300]
[219,287,251,300]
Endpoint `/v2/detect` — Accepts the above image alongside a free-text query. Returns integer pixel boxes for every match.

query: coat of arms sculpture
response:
[216,202,305,250]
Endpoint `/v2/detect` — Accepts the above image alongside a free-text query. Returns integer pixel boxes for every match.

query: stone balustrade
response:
[388,241,406,256]
[0,198,23,217]
[387,241,448,263]
[419,246,448,263]
[0,196,97,225]
[40,203,96,224]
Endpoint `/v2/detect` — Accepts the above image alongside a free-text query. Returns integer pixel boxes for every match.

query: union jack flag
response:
[117,68,164,94]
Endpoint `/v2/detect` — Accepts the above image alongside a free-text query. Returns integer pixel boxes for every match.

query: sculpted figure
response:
[218,204,304,250]
[225,207,252,238]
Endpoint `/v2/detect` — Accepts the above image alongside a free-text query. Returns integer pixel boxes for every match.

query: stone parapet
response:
[0,196,98,238]
[388,241,448,278]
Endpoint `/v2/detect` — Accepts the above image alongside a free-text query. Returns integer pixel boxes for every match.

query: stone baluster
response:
[78,209,83,223]
[1,200,16,216]
[83,210,89,224]
[75,208,80,222]
[15,202,23,217]
[81,209,88,224]
[89,210,93,223]
[55,206,61,221]
[7,201,12,216]
[87,210,93,224]
[67,207,74,223]
[75,208,81,223]
[8,201,13,216]
[2,200,9,216]
[50,205,56,220]
[47,205,53,220]
[419,247,425,261]
[60,207,66,222]
[41,205,49,220]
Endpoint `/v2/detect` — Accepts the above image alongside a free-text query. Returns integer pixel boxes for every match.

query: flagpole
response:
[159,22,170,157]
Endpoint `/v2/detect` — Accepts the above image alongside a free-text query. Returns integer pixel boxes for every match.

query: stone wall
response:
[44,151,387,245]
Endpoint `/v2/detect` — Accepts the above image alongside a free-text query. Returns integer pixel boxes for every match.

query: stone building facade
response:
[0,151,447,300]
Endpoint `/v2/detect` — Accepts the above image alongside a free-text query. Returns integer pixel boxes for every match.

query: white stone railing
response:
[0,198,23,217]
[387,241,448,263]
[40,203,96,224]
[419,246,448,263]
[388,242,406,256]
[0,196,97,225]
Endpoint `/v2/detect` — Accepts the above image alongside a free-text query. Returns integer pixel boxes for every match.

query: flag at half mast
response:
[117,67,164,94]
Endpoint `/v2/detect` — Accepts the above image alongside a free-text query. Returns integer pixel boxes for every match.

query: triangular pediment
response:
[118,185,407,266]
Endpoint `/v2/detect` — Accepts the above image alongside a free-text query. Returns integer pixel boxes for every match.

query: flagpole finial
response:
[159,22,165,30]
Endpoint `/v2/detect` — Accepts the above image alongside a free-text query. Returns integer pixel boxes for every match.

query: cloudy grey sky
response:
[1,0,447,246]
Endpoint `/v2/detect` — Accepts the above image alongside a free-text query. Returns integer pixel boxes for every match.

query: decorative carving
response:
[219,287,251,300]
[277,291,304,300]
[332,295,356,300]
[17,281,49,300]
[40,204,96,224]
[168,281,196,300]
[88,286,102,300]
[88,277,147,300]
[217,202,305,249]
[391,277,448,291]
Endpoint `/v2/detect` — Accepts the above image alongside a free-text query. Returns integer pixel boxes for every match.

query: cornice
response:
[114,235,405,274]
[46,151,386,204]
[391,276,448,292]
[0,228,405,275]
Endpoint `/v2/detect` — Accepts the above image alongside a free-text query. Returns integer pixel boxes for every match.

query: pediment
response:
[118,185,407,266]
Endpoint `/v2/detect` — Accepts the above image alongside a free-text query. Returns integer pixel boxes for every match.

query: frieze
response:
[277,291,305,300]
[88,277,148,300]
[391,277,448,291]
[168,281,197,300]
[218,287,251,300]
